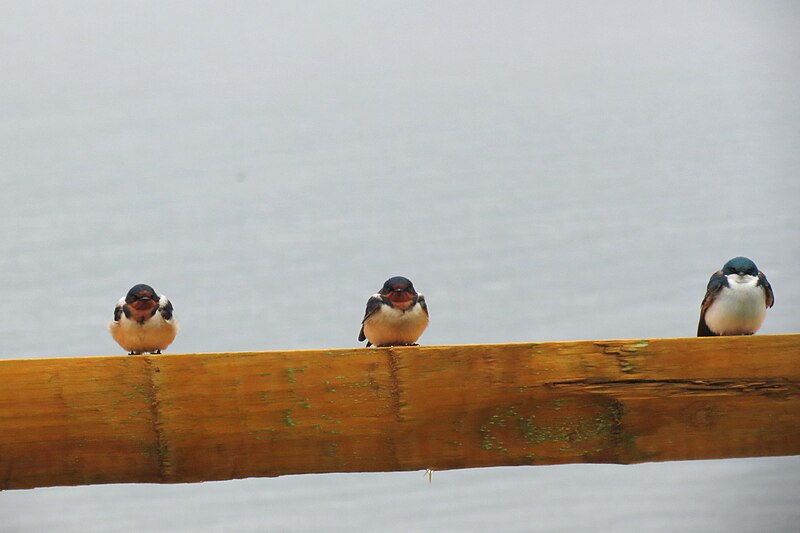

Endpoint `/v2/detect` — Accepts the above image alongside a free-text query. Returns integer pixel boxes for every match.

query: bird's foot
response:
[374,342,420,348]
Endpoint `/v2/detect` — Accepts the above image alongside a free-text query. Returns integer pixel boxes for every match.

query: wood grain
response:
[1,334,798,490]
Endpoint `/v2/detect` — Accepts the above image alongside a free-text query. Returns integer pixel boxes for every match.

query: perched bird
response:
[109,284,178,354]
[359,276,429,347]
[697,257,774,337]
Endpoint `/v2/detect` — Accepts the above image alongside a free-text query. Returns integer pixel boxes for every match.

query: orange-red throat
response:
[129,297,156,312]
[124,284,160,323]
[387,290,414,309]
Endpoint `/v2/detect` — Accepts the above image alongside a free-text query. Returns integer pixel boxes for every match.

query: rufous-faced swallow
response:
[697,256,774,336]
[359,276,429,347]
[109,283,178,354]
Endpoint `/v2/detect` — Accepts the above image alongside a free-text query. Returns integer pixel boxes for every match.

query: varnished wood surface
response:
[1,334,798,490]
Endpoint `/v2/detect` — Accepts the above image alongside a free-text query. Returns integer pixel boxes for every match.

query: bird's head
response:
[125,284,160,312]
[379,276,418,310]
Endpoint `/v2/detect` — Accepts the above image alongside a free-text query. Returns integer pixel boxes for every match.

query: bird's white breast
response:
[704,274,767,335]
[363,301,428,346]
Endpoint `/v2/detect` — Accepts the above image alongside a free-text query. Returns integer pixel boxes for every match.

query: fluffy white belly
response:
[109,315,178,353]
[363,304,428,346]
[704,280,766,335]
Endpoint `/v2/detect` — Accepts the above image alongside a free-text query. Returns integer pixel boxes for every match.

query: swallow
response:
[697,257,774,337]
[109,283,178,354]
[358,276,429,347]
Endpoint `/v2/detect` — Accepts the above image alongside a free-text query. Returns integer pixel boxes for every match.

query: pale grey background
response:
[1,1,799,531]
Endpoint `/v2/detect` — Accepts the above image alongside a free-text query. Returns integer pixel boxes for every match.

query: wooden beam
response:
[1,334,799,490]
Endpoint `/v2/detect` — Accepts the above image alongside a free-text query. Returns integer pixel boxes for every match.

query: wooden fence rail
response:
[1,334,799,490]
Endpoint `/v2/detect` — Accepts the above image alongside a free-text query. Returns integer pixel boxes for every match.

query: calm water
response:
[2,1,799,531]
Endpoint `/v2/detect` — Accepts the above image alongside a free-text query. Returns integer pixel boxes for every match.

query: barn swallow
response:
[359,276,429,347]
[109,284,178,354]
[697,257,774,336]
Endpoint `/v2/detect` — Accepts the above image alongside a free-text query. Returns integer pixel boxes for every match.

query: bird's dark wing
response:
[417,294,429,317]
[697,315,717,337]
[697,270,727,337]
[358,295,384,343]
[160,299,174,321]
[113,303,123,322]
[758,271,774,308]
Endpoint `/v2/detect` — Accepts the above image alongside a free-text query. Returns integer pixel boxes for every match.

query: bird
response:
[697,257,774,337]
[109,283,178,354]
[359,276,429,347]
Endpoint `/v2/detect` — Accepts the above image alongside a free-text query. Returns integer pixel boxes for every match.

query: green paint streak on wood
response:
[480,412,510,454]
[285,366,307,383]
[478,401,623,455]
